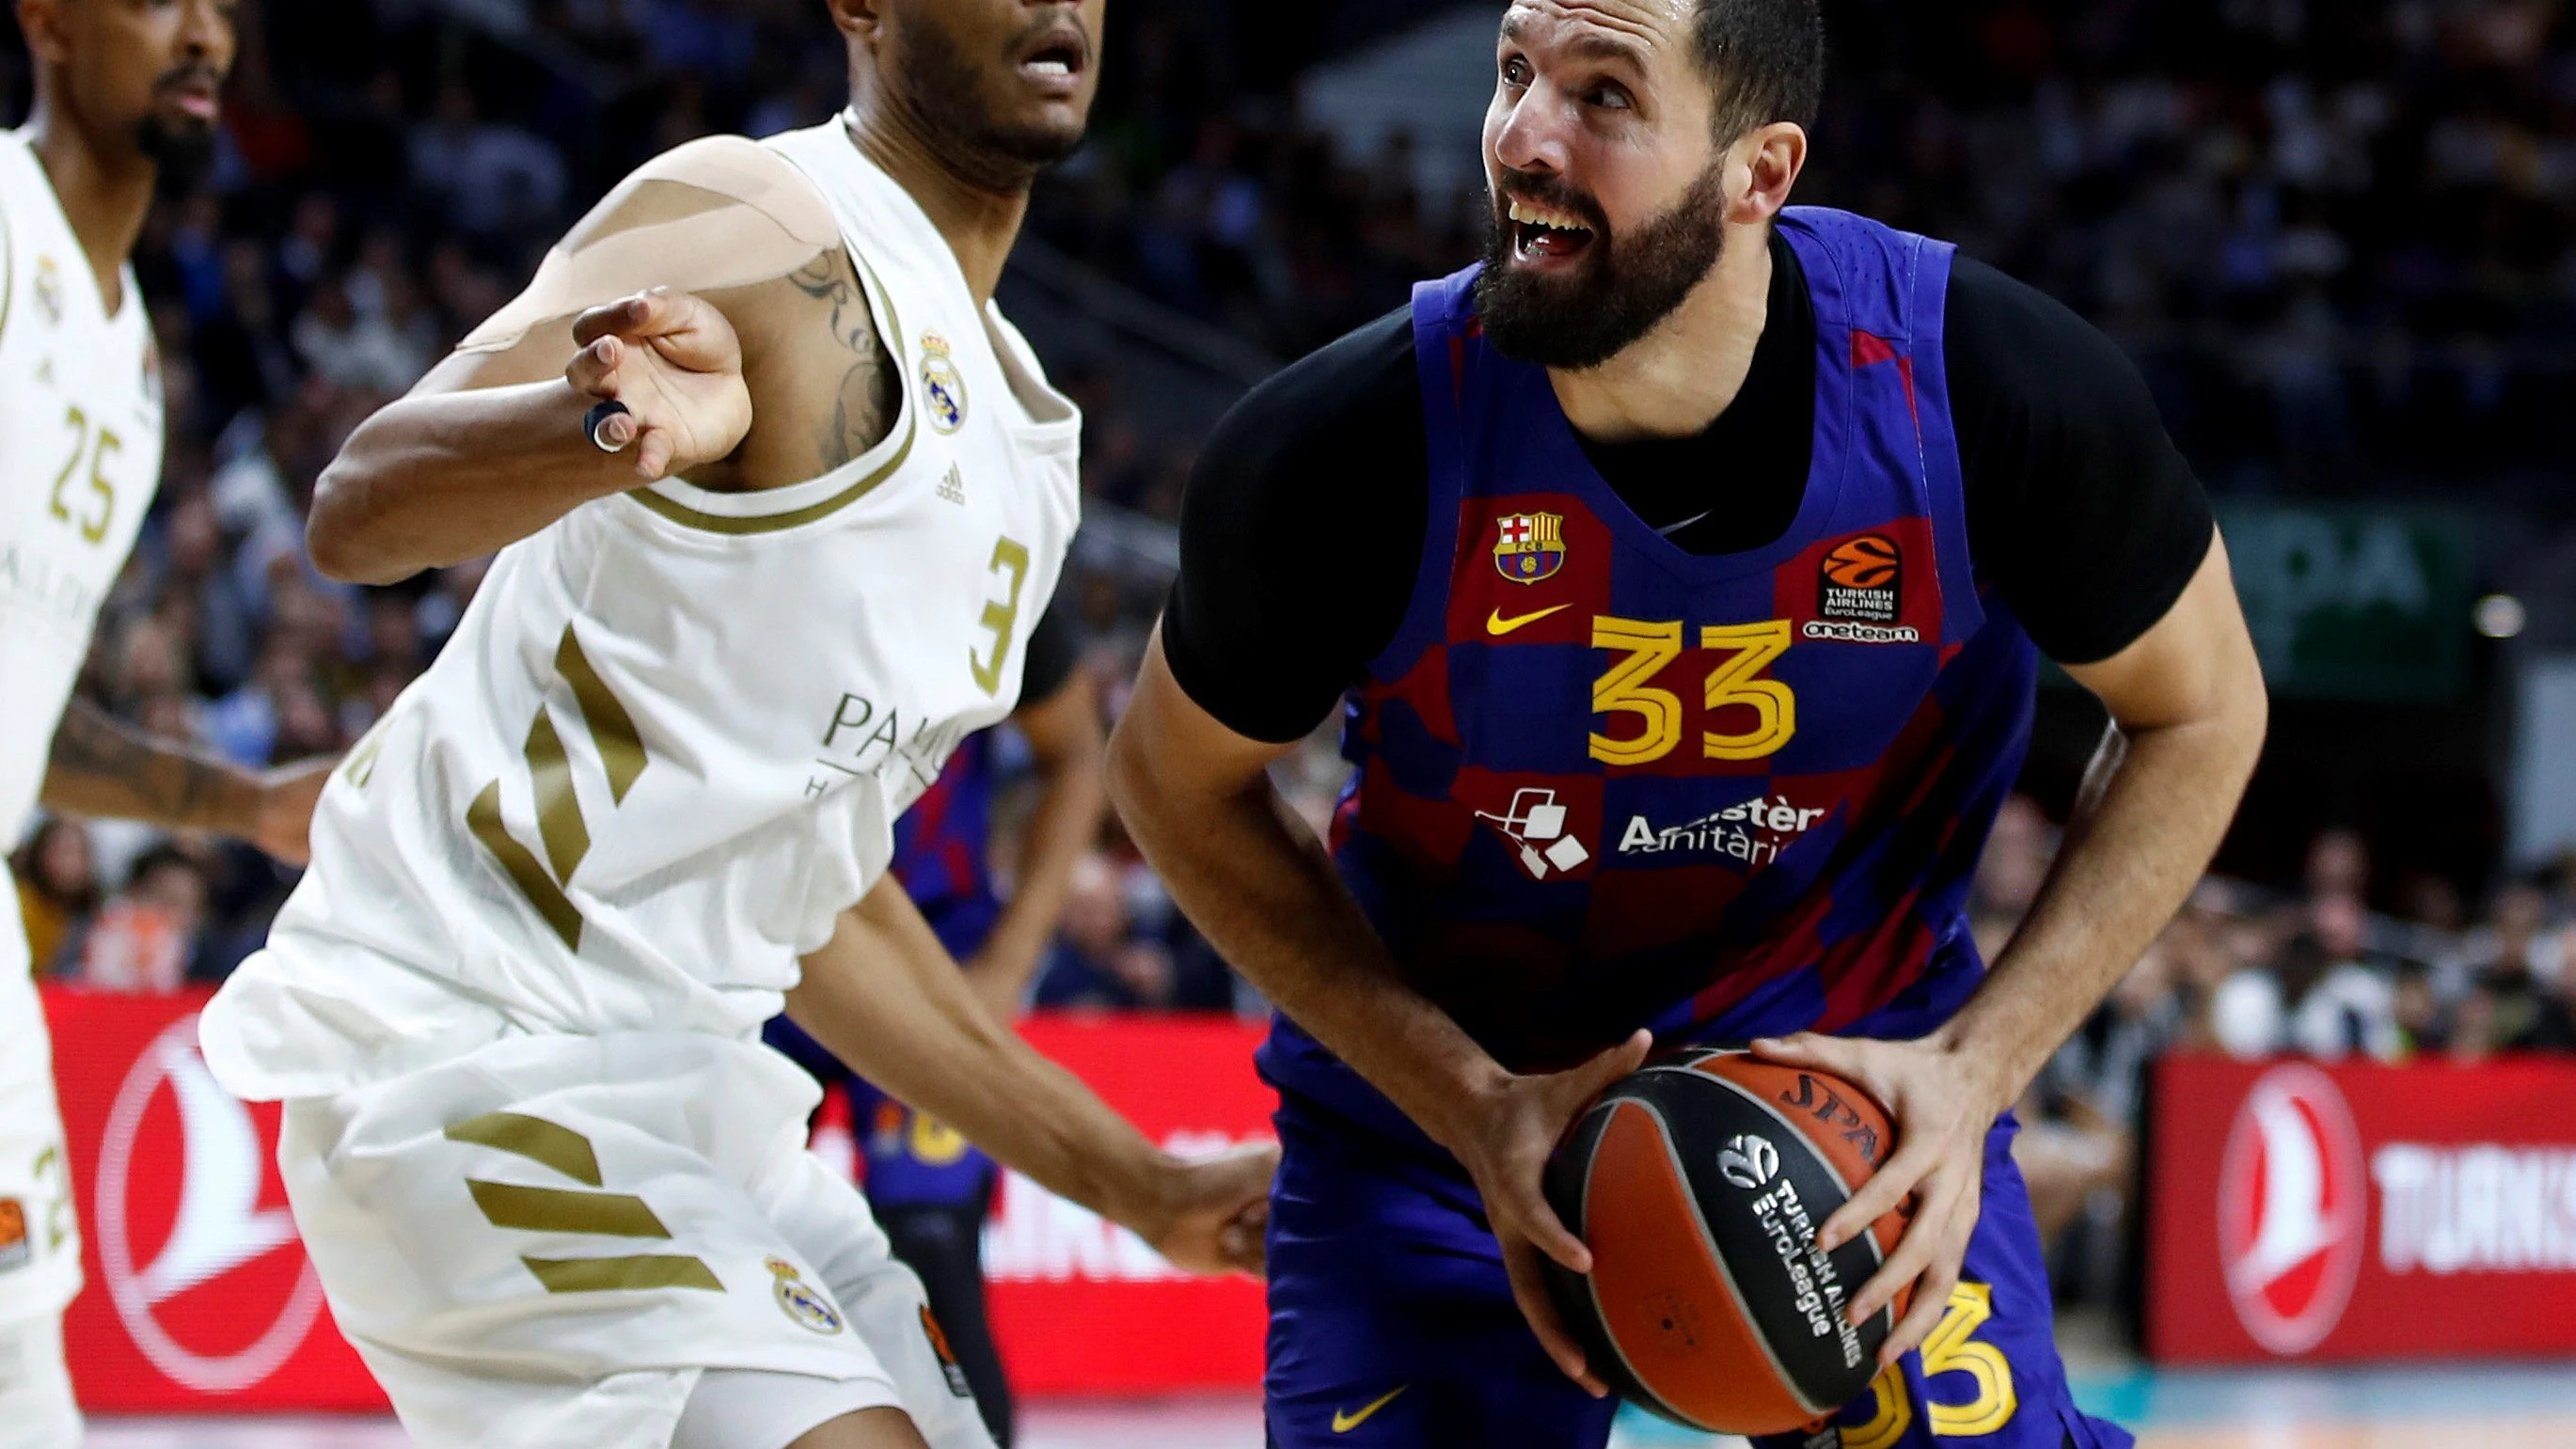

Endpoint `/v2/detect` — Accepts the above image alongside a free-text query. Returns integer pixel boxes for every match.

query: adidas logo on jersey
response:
[936,465,966,505]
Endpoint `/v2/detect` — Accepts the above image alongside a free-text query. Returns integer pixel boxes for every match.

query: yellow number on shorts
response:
[907,1110,971,1166]
[969,536,1031,697]
[1842,1283,2017,1443]
[1921,1281,2016,1436]
[1699,620,1796,760]
[31,1146,71,1252]
[1842,1362,1913,1449]
[1588,617,1685,765]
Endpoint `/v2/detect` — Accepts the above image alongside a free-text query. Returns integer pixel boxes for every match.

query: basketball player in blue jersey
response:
[1110,2,2267,1446]
[766,604,1100,1449]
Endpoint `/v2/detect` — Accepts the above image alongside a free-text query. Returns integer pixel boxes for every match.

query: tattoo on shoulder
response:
[788,252,900,469]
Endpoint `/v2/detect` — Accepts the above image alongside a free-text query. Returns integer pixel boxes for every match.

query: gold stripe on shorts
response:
[445,1112,603,1186]
[521,1253,723,1294]
[467,1180,672,1238]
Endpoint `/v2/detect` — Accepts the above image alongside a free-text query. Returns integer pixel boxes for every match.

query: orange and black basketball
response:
[1541,1047,1913,1436]
[1822,534,1901,590]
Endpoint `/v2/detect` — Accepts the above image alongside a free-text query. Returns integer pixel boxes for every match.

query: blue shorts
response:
[1263,1097,2130,1449]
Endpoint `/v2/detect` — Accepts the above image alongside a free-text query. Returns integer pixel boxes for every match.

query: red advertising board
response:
[982,1016,1275,1394]
[48,986,385,1412]
[2145,1052,2576,1363]
[43,987,1275,1412]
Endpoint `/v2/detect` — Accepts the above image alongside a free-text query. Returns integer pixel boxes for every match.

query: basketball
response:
[1541,1047,1914,1436]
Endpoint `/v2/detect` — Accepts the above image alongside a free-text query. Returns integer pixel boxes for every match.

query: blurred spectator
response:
[1034,853,1165,1010]
[1970,794,2054,962]
[2518,948,2576,1051]
[291,273,431,395]
[2211,893,2404,1062]
[2390,958,2450,1058]
[2458,880,2565,987]
[9,820,101,977]
[73,844,210,994]
[407,83,568,241]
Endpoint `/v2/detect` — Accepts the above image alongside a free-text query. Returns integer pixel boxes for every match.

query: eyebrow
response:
[1499,16,1651,71]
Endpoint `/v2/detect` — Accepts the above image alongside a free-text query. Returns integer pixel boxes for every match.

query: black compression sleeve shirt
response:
[1019,594,1082,708]
[1163,238,2215,744]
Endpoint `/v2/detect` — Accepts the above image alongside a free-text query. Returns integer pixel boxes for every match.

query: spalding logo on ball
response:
[1542,1047,1914,1437]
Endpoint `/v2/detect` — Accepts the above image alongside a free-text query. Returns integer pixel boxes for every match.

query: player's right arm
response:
[1104,336,1644,1393]
[1111,632,1644,1394]
[787,874,1273,1278]
[303,136,856,584]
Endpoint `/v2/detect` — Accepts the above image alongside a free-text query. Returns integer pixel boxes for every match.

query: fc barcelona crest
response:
[1493,512,1567,584]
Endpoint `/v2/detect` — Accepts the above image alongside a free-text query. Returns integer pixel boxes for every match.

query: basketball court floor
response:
[82,1361,2576,1448]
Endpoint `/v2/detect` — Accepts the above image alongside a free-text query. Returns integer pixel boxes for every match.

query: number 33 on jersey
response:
[1343,485,1983,900]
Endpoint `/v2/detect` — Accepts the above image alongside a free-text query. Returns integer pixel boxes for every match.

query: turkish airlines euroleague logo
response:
[1818,534,1902,624]
[2217,1063,2366,1354]
[95,1016,326,1392]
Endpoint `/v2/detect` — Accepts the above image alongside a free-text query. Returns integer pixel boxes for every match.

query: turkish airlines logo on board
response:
[2218,1063,2367,1355]
[95,1017,326,1392]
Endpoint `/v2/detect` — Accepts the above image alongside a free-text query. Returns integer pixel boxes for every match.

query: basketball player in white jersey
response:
[196,4,1268,1448]
[0,5,336,1445]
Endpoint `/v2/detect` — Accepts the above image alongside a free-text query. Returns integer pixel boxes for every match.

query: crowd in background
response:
[8,9,2576,1080]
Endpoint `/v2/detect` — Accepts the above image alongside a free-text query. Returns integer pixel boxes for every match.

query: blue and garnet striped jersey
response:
[1258,208,2040,1144]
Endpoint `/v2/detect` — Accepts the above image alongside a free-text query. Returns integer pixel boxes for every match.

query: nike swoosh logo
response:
[1487,604,1572,636]
[1332,1384,1409,1433]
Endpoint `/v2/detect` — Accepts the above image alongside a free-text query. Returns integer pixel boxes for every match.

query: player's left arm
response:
[1760,538,2265,1362]
[1754,257,2265,1364]
[786,874,1272,1276]
[40,698,333,864]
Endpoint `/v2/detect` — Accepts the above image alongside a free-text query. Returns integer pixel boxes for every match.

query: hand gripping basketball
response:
[565,288,754,481]
[1750,1030,2011,1369]
[1449,1029,1654,1397]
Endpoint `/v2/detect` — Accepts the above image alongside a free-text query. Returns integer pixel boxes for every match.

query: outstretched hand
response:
[1446,1029,1652,1396]
[1749,1031,2009,1368]
[565,288,754,480]
[1144,1140,1280,1278]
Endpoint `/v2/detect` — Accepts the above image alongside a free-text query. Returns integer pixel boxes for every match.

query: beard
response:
[136,113,218,192]
[898,15,1085,189]
[1475,162,1730,370]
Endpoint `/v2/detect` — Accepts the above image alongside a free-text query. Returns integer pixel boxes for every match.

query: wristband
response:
[585,399,633,453]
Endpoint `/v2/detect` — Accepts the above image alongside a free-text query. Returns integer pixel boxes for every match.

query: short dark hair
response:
[1693,0,1825,140]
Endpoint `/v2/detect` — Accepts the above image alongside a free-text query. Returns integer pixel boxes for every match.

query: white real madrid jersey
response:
[201,124,1082,1100]
[0,128,166,848]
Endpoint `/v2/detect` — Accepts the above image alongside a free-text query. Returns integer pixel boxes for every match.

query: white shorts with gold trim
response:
[278,1032,992,1449]
[0,903,81,1333]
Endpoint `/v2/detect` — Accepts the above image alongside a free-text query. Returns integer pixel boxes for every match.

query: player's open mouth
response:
[1508,197,1595,264]
[1016,27,1088,95]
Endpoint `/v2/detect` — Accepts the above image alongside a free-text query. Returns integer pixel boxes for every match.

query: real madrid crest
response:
[1493,511,1568,584]
[919,332,967,434]
[766,1255,845,1334]
[34,255,64,326]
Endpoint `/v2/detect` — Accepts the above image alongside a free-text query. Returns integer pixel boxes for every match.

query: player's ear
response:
[1727,121,1807,228]
[15,0,71,67]
[824,0,885,49]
